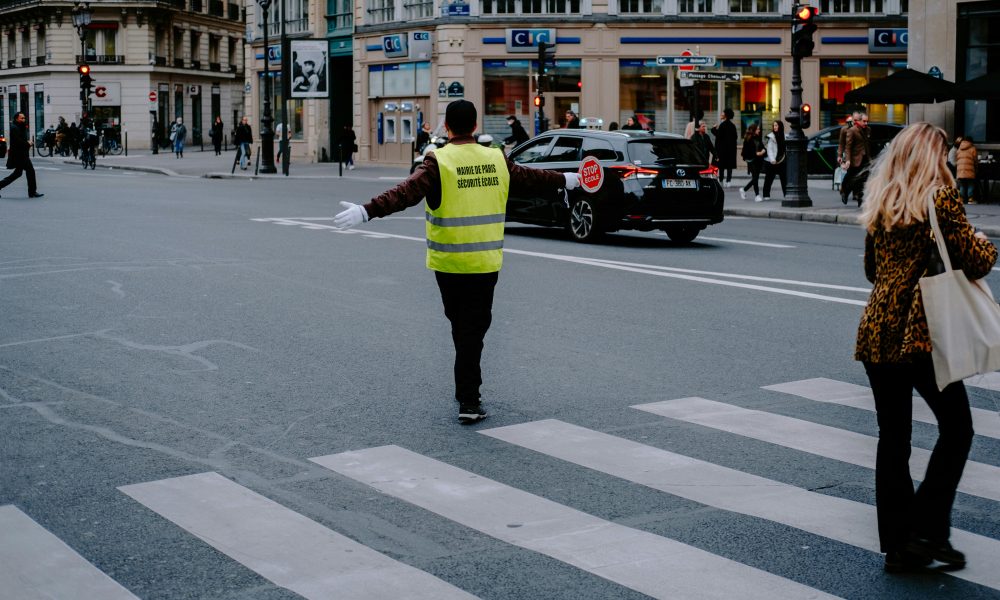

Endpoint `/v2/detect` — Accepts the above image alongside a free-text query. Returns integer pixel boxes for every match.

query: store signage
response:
[679,71,742,81]
[444,1,470,16]
[188,85,201,96]
[868,28,907,53]
[505,28,555,53]
[410,31,433,59]
[383,34,408,58]
[656,55,716,67]
[91,82,120,107]
[266,45,281,61]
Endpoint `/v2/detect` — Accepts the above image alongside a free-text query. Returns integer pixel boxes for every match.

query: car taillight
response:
[699,166,719,179]
[609,165,659,179]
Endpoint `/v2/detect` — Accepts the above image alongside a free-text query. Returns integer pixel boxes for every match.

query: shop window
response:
[619,0,662,13]
[729,0,778,13]
[678,0,713,12]
[820,0,884,14]
[820,60,906,127]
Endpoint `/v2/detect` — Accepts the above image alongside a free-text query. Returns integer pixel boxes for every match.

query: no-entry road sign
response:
[579,156,604,193]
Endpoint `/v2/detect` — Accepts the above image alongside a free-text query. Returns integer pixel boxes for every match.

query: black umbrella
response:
[843,68,958,104]
[957,71,1000,100]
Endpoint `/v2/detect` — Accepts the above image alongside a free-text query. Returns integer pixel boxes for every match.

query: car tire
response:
[568,196,601,242]
[664,225,701,244]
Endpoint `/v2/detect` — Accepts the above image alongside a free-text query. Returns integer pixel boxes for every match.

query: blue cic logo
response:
[506,28,555,53]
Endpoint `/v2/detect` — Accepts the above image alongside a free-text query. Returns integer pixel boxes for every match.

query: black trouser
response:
[0,161,37,195]
[843,163,869,203]
[743,160,762,195]
[435,271,499,404]
[719,166,732,184]
[763,161,786,198]
[863,356,974,553]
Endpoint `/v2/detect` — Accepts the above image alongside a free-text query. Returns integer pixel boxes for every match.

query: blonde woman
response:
[855,122,996,573]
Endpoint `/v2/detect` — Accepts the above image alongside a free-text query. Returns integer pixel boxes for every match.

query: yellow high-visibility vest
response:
[426,143,510,273]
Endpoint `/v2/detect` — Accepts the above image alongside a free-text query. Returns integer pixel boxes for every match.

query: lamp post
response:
[71,2,92,116]
[257,0,277,173]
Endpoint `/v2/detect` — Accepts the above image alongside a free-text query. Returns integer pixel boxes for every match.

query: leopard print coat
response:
[855,186,998,364]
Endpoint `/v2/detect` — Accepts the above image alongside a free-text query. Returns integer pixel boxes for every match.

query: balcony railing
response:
[76,54,126,64]
[35,55,45,65]
[154,55,167,66]
[173,57,185,68]
[191,60,201,69]
[209,62,221,71]
[6,59,14,68]
[228,63,237,73]
[20,57,28,67]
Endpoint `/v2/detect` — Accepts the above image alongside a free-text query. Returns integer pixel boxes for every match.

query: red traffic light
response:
[77,64,91,75]
[533,95,543,107]
[801,103,811,114]
[794,4,818,21]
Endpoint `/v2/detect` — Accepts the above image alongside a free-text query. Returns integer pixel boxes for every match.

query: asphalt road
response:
[2,164,1000,599]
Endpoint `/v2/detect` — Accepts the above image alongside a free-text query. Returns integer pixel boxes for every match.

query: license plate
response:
[662,179,697,189]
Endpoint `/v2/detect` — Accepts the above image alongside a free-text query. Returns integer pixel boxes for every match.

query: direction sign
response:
[679,71,742,82]
[579,156,604,194]
[655,55,717,67]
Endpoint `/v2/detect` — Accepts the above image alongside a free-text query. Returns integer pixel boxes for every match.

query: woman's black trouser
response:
[435,271,499,404]
[863,356,974,552]
[743,160,762,195]
[763,161,786,197]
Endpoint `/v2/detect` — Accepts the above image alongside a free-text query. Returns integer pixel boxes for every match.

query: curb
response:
[725,206,861,227]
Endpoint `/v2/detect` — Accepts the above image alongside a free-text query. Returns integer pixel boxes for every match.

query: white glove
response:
[334,201,369,229]
[563,172,581,191]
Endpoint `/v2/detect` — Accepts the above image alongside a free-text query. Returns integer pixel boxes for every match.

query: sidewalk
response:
[33,147,1000,237]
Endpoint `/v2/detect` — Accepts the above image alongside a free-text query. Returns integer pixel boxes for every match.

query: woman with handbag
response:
[855,122,996,574]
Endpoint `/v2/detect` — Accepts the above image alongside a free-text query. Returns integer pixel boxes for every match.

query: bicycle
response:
[99,132,124,156]
[80,133,97,169]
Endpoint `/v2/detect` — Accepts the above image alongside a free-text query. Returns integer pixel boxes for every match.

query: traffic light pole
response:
[782,55,811,207]
[536,41,549,134]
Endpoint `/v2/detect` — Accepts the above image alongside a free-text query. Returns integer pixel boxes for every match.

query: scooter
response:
[410,129,448,174]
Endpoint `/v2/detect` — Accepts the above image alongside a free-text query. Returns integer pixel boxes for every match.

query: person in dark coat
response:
[0,112,42,198]
[503,115,529,148]
[691,121,716,165]
[210,116,224,156]
[564,110,581,129]
[711,107,738,188]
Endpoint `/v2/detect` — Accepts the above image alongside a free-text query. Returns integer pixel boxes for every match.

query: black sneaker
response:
[884,550,932,573]
[905,537,966,569]
[458,402,487,424]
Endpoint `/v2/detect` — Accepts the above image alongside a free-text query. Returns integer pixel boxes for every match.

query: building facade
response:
[353,0,909,166]
[0,0,245,150]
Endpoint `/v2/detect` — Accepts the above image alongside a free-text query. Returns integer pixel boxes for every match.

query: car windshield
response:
[627,139,706,166]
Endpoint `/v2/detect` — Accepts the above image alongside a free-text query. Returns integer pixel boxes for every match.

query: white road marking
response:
[697,236,795,248]
[252,218,870,305]
[311,445,839,600]
[480,419,1000,591]
[0,505,139,600]
[119,472,476,600]
[764,378,1000,440]
[634,397,1000,503]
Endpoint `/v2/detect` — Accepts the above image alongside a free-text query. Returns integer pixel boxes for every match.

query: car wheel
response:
[664,225,701,244]
[568,197,600,242]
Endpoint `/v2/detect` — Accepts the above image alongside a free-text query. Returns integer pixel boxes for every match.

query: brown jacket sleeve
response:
[363,140,565,218]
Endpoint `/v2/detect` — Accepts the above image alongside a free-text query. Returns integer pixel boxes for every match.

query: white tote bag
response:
[919,195,1000,390]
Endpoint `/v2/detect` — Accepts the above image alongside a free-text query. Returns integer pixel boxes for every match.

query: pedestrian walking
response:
[332,99,581,423]
[954,137,978,204]
[170,117,187,158]
[0,112,43,198]
[211,116,224,156]
[762,120,786,201]
[416,122,432,153]
[684,110,705,139]
[234,116,253,170]
[503,115,529,148]
[339,125,356,170]
[739,123,765,202]
[855,122,996,573]
[841,112,871,206]
[691,121,716,166]
[711,108,738,187]
[68,122,80,158]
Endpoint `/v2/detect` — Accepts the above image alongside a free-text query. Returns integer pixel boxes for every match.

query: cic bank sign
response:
[505,28,556,53]
[868,28,908,53]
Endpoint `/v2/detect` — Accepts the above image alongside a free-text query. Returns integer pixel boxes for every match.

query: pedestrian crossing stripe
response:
[634,397,1000,504]
[310,445,839,600]
[119,472,476,600]
[0,505,139,600]
[763,377,1000,440]
[481,419,1000,591]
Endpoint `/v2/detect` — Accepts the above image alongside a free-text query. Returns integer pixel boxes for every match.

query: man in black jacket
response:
[503,115,529,148]
[0,112,42,198]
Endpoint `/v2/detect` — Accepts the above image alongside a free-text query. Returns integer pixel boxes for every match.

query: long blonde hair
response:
[859,122,955,232]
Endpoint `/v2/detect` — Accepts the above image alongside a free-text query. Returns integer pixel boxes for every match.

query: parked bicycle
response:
[98,129,124,156]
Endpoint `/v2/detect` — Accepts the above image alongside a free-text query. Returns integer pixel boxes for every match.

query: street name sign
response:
[656,55,717,67]
[679,71,742,81]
